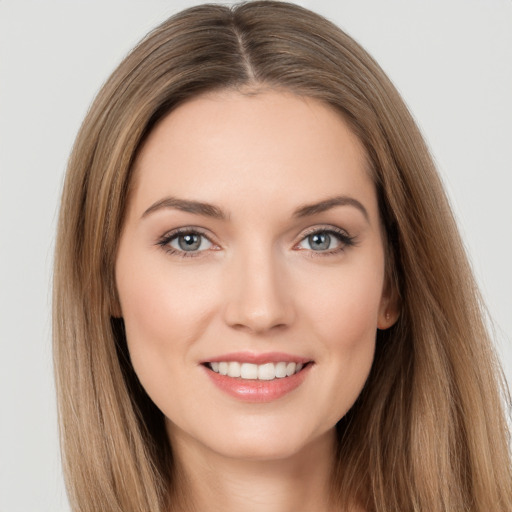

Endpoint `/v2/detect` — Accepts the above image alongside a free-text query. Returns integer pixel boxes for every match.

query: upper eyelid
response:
[160,226,214,241]
[157,226,219,251]
[157,228,218,258]
[297,224,352,238]
[294,225,357,249]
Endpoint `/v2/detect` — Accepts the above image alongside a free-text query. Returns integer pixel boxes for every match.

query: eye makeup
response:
[294,225,357,257]
[156,223,358,259]
[156,227,218,258]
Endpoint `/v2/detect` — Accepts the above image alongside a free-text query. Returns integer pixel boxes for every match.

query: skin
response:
[116,90,396,511]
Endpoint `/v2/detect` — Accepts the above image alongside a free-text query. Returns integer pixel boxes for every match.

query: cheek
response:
[115,258,219,380]
[296,256,384,422]
[327,281,380,344]
[304,257,384,348]
[315,275,381,382]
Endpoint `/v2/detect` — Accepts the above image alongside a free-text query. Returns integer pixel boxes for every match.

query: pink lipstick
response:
[201,352,313,403]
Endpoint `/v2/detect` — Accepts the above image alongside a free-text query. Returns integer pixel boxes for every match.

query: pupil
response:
[310,233,330,251]
[178,234,200,251]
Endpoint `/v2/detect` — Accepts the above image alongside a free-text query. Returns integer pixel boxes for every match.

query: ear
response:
[377,279,400,330]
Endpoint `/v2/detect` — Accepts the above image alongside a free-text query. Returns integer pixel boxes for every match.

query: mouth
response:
[201,355,314,402]
[204,360,311,381]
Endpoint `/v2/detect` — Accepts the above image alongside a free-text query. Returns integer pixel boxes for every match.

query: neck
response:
[168,426,338,512]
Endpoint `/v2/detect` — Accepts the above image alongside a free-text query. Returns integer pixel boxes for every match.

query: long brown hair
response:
[53,2,512,510]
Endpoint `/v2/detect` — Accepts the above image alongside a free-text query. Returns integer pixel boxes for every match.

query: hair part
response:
[53,2,512,511]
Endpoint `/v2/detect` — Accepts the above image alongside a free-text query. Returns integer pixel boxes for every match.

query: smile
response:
[208,361,304,380]
[202,355,313,402]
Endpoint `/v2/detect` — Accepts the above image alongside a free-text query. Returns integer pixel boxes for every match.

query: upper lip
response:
[202,351,313,365]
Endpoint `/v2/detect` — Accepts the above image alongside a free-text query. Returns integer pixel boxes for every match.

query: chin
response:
[214,435,310,462]
[171,415,336,463]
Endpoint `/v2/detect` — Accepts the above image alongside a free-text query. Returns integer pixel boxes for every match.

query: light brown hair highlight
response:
[53,2,512,511]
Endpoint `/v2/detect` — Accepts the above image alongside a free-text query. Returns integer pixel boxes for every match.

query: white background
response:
[1,1,511,510]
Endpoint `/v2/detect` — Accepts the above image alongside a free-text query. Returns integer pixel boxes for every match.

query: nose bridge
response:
[223,241,294,333]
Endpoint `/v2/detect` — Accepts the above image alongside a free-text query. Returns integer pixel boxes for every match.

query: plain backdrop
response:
[1,1,511,510]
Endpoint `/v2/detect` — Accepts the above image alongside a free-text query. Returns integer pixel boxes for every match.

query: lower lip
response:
[203,364,312,403]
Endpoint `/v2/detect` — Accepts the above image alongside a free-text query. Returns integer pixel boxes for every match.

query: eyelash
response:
[295,226,357,257]
[157,227,216,258]
[156,226,357,258]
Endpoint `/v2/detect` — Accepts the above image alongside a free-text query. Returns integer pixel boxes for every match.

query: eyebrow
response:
[142,194,369,222]
[293,195,369,222]
[142,197,227,220]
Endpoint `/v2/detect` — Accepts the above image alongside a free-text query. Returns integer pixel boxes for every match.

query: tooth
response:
[219,362,229,375]
[286,362,296,377]
[258,363,276,380]
[275,362,287,378]
[227,361,241,378]
[240,363,258,379]
[212,361,305,379]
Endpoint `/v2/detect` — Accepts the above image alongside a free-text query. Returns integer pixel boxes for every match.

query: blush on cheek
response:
[118,265,218,384]
[314,281,381,344]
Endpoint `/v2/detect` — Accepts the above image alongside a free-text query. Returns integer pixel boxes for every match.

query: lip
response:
[201,352,313,403]
[202,351,312,365]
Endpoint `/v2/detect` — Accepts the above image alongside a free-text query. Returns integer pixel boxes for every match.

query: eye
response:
[296,228,355,253]
[170,232,212,252]
[158,229,215,256]
[302,232,336,251]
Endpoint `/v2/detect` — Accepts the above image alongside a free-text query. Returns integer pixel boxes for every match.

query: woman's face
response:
[116,90,394,462]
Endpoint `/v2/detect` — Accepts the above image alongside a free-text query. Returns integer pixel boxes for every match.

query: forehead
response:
[129,89,377,221]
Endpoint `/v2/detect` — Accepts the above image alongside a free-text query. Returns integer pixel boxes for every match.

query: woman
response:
[53,2,512,511]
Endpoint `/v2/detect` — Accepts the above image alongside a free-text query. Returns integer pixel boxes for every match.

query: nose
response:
[223,246,295,334]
